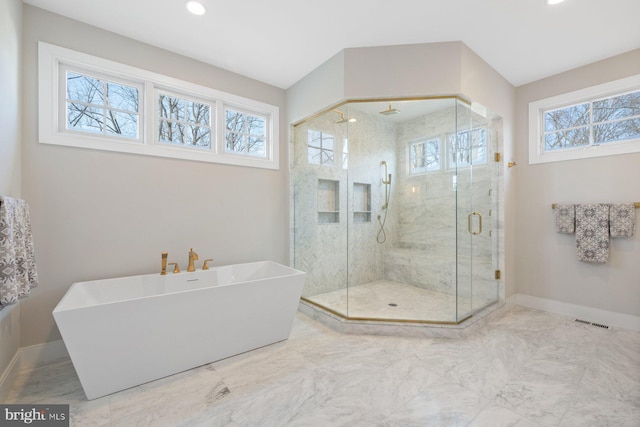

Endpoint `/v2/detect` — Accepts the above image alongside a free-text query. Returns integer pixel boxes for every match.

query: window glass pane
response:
[308,130,322,148]
[159,120,185,144]
[67,103,103,133]
[247,114,266,136]
[544,103,590,132]
[410,138,441,173]
[226,132,246,152]
[225,109,245,133]
[594,118,640,144]
[107,82,138,112]
[187,101,210,126]
[322,135,334,150]
[67,72,104,105]
[471,128,487,164]
[424,140,440,171]
[248,136,265,155]
[308,147,321,165]
[448,129,486,168]
[321,150,334,165]
[544,127,589,151]
[186,125,211,148]
[307,130,335,166]
[159,95,184,120]
[593,91,640,123]
[106,111,138,138]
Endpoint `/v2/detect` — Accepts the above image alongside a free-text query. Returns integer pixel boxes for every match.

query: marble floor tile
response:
[559,388,640,427]
[4,308,640,426]
[384,377,489,427]
[469,404,543,427]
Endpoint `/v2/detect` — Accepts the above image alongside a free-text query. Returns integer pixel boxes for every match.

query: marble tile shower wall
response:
[292,110,397,304]
[385,107,501,303]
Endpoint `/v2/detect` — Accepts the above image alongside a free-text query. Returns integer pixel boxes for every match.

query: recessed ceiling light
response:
[546,0,566,5]
[186,1,206,16]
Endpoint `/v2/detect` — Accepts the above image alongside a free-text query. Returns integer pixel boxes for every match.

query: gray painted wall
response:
[0,0,23,384]
[20,6,288,347]
[514,49,640,316]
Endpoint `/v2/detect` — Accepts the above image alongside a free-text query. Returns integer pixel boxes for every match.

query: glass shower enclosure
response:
[292,97,501,324]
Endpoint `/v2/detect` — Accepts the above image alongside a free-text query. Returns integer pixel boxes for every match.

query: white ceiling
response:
[23,0,640,89]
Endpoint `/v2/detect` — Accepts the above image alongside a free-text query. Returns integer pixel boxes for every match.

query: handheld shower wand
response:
[378,161,392,243]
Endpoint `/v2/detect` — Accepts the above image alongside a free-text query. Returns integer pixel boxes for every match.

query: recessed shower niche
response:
[353,183,371,223]
[292,97,504,331]
[317,179,339,224]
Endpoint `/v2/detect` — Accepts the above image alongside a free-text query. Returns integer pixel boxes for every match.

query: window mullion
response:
[216,102,224,154]
[102,80,107,136]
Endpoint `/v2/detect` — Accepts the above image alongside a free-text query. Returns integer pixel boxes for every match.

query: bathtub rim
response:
[53,260,305,313]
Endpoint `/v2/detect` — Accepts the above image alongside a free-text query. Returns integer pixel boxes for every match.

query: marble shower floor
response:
[5,306,640,426]
[306,280,496,323]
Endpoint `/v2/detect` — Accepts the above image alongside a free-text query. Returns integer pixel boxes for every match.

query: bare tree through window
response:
[66,72,139,138]
[226,108,266,156]
[544,90,640,151]
[158,94,211,148]
[410,138,440,174]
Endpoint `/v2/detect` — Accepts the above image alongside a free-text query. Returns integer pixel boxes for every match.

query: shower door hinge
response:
[495,270,501,280]
[494,152,501,162]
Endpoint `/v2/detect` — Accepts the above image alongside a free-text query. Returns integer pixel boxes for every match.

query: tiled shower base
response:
[300,280,505,338]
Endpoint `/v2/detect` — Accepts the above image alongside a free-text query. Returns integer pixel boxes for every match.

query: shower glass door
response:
[455,100,497,322]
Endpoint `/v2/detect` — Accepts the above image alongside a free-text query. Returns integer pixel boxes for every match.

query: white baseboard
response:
[0,350,21,403]
[19,340,69,368]
[0,340,69,402]
[516,294,640,331]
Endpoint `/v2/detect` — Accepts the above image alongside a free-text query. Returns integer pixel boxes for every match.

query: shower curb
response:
[298,298,512,339]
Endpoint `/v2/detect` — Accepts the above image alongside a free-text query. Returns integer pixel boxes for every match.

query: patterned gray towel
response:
[0,196,39,307]
[554,204,575,233]
[609,203,635,238]
[575,204,609,264]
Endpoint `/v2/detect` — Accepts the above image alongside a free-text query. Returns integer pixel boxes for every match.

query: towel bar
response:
[551,202,640,209]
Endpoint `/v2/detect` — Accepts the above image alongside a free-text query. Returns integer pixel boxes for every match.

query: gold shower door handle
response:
[467,211,482,235]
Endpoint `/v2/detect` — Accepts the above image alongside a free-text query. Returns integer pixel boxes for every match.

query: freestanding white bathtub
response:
[53,261,306,400]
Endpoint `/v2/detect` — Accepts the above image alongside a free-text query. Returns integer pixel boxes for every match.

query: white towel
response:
[575,204,609,264]
[609,203,635,238]
[554,204,575,234]
[0,196,39,307]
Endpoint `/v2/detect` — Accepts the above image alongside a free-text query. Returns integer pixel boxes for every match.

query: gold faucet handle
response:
[202,259,213,270]
[168,262,180,273]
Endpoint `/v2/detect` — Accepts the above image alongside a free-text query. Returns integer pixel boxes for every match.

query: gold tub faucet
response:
[161,252,168,275]
[187,248,199,272]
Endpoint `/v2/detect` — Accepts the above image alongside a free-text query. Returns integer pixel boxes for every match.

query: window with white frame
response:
[307,130,335,166]
[529,74,640,164]
[65,69,141,140]
[39,42,279,169]
[447,127,487,169]
[409,137,441,174]
[225,107,267,157]
[158,92,212,149]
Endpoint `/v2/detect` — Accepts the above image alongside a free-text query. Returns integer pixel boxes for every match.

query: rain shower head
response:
[379,103,400,116]
[333,110,356,124]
